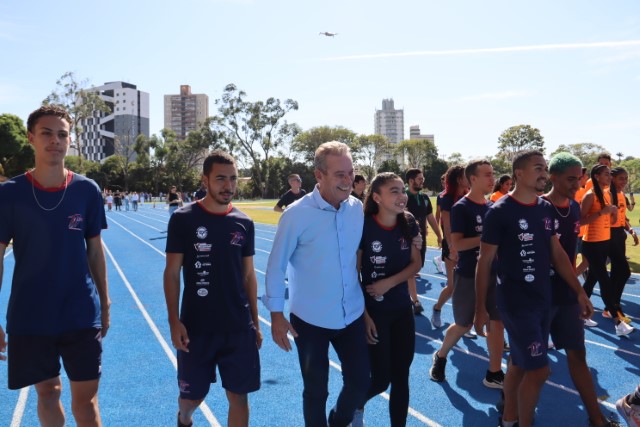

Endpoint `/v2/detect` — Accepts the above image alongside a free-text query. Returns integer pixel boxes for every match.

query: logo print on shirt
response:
[371,241,383,253]
[196,226,208,239]
[399,237,409,250]
[544,217,552,230]
[68,214,84,231]
[230,231,245,247]
[528,341,544,357]
[518,219,528,230]
[197,288,208,297]
[518,233,534,242]
[370,256,387,265]
[554,219,560,230]
[194,243,212,252]
[476,215,482,224]
[524,274,535,283]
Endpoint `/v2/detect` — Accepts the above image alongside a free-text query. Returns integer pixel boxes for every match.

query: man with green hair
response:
[543,152,621,427]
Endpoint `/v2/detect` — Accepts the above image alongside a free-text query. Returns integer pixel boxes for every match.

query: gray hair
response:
[314,141,352,173]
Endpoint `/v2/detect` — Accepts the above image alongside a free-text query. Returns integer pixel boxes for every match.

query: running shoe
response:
[617,311,633,324]
[464,330,478,339]
[584,318,598,327]
[413,300,425,315]
[433,256,443,273]
[483,370,505,389]
[616,321,635,337]
[431,308,443,328]
[429,351,447,382]
[603,310,613,319]
[350,409,365,427]
[498,417,519,427]
[617,394,640,427]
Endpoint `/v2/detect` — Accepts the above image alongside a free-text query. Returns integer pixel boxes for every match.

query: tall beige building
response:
[164,85,209,140]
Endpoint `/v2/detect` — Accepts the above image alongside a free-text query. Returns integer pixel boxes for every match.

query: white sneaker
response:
[616,394,640,427]
[616,321,635,337]
[584,318,598,327]
[350,408,365,427]
[463,330,477,339]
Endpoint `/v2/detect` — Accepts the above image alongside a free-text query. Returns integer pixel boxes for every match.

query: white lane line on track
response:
[108,217,166,257]
[10,387,29,427]
[103,241,221,427]
[258,315,442,427]
[113,212,165,231]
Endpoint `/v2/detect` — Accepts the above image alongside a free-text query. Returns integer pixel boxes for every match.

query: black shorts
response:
[442,239,451,261]
[8,328,102,390]
[177,328,260,400]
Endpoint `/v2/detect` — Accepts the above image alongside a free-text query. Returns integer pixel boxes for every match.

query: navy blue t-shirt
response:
[405,191,433,236]
[481,196,556,311]
[542,196,581,306]
[359,214,419,312]
[451,196,492,278]
[166,202,255,334]
[439,192,456,233]
[0,172,107,335]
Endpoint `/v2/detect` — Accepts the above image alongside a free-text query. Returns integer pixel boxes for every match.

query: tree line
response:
[1,73,638,196]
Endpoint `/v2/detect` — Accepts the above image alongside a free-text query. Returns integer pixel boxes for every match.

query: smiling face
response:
[612,171,628,192]
[550,165,582,200]
[28,115,71,167]
[372,177,408,215]
[515,155,548,193]
[315,153,354,208]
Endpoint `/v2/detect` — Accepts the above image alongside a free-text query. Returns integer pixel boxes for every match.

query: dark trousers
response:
[610,227,631,308]
[364,307,415,427]
[582,240,619,315]
[290,313,371,427]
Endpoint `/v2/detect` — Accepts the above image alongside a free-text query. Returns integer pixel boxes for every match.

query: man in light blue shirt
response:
[264,141,370,427]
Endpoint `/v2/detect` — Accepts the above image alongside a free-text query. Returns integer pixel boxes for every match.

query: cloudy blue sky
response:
[1,0,639,159]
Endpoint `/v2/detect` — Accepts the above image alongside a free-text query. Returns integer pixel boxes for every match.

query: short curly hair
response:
[27,105,72,133]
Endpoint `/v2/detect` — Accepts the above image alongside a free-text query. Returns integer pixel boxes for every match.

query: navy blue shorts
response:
[8,328,102,390]
[177,328,260,400]
[550,304,585,352]
[500,309,551,371]
[442,239,451,260]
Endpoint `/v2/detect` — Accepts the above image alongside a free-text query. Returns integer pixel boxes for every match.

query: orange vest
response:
[583,190,612,242]
[575,187,588,238]
[490,190,506,203]
[613,190,627,228]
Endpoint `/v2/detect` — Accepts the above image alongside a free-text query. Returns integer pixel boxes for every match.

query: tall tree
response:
[43,72,111,164]
[394,138,439,169]
[208,84,299,197]
[352,134,392,180]
[292,126,357,164]
[497,124,545,162]
[550,142,609,169]
[0,113,33,177]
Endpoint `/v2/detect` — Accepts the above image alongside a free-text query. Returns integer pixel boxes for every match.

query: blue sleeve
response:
[165,213,186,253]
[450,202,464,234]
[85,180,107,238]
[481,206,502,245]
[243,219,255,257]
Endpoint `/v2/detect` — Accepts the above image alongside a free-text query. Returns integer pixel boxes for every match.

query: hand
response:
[255,327,264,350]
[271,312,298,352]
[437,236,443,248]
[604,205,617,215]
[364,314,378,345]
[577,292,594,320]
[101,300,111,338]
[412,233,423,251]
[366,280,392,299]
[0,325,6,361]
[632,233,639,246]
[169,319,190,352]
[448,248,458,262]
[473,309,490,337]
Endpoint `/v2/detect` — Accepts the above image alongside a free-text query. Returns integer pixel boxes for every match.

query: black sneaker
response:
[483,370,505,389]
[498,417,519,427]
[429,351,447,382]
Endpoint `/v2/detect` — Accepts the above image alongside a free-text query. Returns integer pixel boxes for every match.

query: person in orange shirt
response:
[584,153,612,192]
[489,175,512,202]
[574,168,590,281]
[609,167,639,324]
[580,164,633,336]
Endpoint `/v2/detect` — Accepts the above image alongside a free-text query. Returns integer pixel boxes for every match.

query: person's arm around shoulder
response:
[86,236,111,337]
[550,237,594,320]
[164,252,190,352]
[0,243,6,360]
[242,256,263,349]
[474,242,497,337]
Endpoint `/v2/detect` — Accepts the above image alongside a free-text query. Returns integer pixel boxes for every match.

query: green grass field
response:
[235,198,640,273]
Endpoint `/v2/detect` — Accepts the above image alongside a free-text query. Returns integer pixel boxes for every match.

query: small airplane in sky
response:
[319,32,338,37]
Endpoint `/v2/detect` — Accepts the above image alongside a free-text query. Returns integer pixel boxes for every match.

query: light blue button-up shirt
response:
[264,185,364,329]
